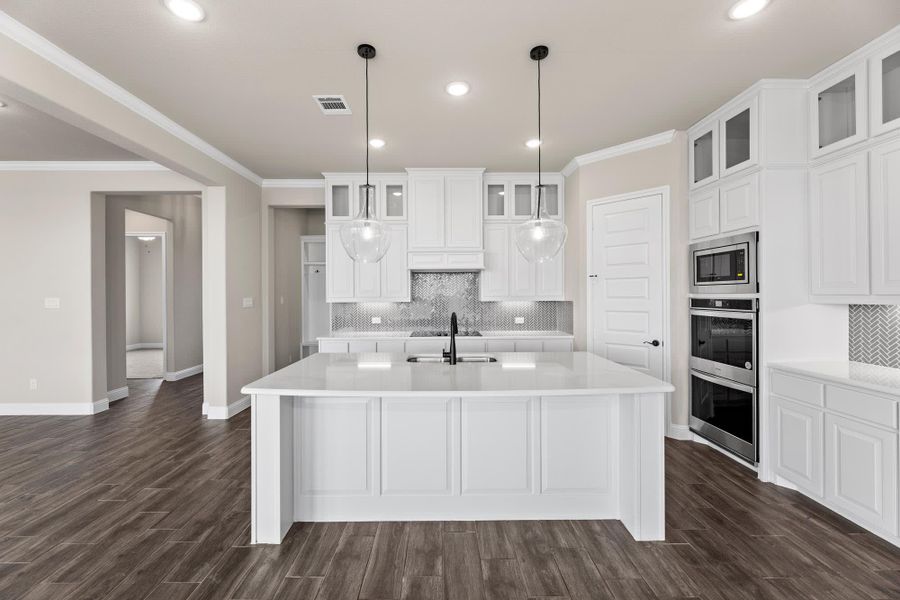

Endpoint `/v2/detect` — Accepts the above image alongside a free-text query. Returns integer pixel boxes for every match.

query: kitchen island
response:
[242,351,674,545]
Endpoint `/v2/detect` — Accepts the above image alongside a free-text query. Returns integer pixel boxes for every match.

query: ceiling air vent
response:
[313,95,351,115]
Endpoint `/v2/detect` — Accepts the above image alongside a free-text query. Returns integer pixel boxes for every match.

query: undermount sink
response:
[406,354,498,363]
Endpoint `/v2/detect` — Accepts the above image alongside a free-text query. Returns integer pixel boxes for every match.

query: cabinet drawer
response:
[485,340,515,352]
[542,339,574,352]
[319,341,349,353]
[408,253,446,269]
[405,340,447,354]
[376,341,406,353]
[770,371,824,407]
[514,340,544,352]
[825,385,898,429]
[446,253,484,269]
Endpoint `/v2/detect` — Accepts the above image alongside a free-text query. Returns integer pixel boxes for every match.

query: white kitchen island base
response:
[244,352,673,545]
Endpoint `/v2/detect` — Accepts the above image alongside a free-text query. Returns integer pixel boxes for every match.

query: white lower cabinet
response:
[773,395,823,496]
[318,337,574,353]
[824,414,898,535]
[770,368,900,540]
[461,397,533,494]
[382,397,454,495]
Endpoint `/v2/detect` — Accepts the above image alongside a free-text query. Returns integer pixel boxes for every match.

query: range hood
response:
[408,251,484,271]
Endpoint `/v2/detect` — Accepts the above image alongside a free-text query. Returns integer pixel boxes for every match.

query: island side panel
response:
[251,394,295,544]
[618,392,666,541]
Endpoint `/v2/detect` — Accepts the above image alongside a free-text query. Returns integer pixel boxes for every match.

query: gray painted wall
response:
[125,236,164,346]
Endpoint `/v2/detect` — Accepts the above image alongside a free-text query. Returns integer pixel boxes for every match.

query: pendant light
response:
[515,45,567,263]
[340,43,391,263]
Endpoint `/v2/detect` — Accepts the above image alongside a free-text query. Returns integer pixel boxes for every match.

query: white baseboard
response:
[107,386,129,402]
[164,364,203,382]
[126,343,163,351]
[666,423,692,440]
[206,395,250,420]
[201,402,209,415]
[0,398,109,416]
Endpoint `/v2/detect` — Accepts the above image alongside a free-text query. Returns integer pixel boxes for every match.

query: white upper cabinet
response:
[512,182,535,219]
[408,169,483,252]
[445,175,483,249]
[810,62,868,159]
[380,224,410,301]
[871,42,900,137]
[689,123,718,190]
[325,223,409,303]
[870,138,900,295]
[326,224,355,301]
[484,182,509,220]
[408,175,446,249]
[481,224,510,300]
[381,180,407,220]
[689,188,720,240]
[719,98,758,178]
[327,181,354,220]
[719,172,759,234]
[535,251,564,299]
[809,153,870,296]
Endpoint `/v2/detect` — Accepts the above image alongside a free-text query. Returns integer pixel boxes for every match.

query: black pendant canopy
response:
[357,43,376,60]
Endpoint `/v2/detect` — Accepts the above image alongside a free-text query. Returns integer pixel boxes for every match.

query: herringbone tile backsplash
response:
[849,305,900,369]
[332,272,573,333]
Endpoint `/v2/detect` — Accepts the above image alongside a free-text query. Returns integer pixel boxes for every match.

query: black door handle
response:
[643,340,661,347]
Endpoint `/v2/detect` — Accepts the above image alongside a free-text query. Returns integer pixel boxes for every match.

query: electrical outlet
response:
[29,378,37,391]
[514,316,525,325]
[242,297,254,308]
[371,316,382,324]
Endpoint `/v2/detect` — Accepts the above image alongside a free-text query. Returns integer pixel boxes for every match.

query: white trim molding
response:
[0,11,262,185]
[666,424,692,441]
[261,179,326,189]
[206,395,251,420]
[562,130,677,176]
[164,364,203,382]
[107,386,129,402]
[0,161,169,172]
[0,398,109,416]
[126,342,164,351]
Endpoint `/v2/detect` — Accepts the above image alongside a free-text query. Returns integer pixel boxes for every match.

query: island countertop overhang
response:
[242,351,675,398]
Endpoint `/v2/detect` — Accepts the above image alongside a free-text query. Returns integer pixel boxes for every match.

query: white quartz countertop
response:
[242,351,674,398]
[769,361,900,398]
[320,330,574,340]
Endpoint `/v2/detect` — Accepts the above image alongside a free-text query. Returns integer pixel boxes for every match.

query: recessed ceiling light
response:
[369,138,385,149]
[525,138,542,149]
[163,0,206,22]
[728,0,770,20]
[446,81,470,96]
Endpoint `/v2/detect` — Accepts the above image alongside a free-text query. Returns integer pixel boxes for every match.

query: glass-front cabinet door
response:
[541,183,560,218]
[381,181,406,220]
[719,98,757,178]
[512,183,534,219]
[689,123,718,189]
[357,183,378,218]
[484,182,508,219]
[811,63,867,158]
[327,182,353,220]
[872,43,900,136]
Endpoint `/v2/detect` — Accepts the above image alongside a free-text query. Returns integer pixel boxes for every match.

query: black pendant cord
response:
[364,55,370,219]
[536,56,542,216]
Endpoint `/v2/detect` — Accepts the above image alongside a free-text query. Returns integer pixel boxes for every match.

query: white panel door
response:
[825,414,898,534]
[445,175,482,249]
[380,225,409,301]
[541,397,612,493]
[689,188,720,240]
[589,194,665,378]
[809,154,870,295]
[481,224,509,300]
[772,395,824,497]
[461,398,532,494]
[719,173,760,233]
[408,176,445,249]
[298,398,374,495]
[509,233,536,298]
[381,397,454,495]
[326,225,355,301]
[535,250,564,299]
[870,139,900,295]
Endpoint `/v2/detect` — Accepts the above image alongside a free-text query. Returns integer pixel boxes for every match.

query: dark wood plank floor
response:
[1,377,899,599]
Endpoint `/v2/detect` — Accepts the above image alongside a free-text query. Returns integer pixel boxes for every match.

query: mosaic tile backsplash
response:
[331,272,573,333]
[849,305,900,369]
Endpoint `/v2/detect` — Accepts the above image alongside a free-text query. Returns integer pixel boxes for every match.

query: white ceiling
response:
[0,97,141,161]
[1,1,899,177]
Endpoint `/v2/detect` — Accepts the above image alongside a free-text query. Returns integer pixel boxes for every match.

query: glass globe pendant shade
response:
[340,185,391,263]
[514,186,568,263]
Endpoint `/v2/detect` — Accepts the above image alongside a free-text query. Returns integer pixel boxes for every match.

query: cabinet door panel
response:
[380,225,409,301]
[719,173,759,233]
[825,414,898,534]
[326,225,355,301]
[409,177,445,249]
[773,395,823,497]
[870,139,900,295]
[535,250,564,299]
[871,44,900,136]
[509,235,535,298]
[445,175,482,249]
[541,397,613,493]
[689,124,719,189]
[689,188,720,240]
[381,398,454,495]
[719,98,758,178]
[298,398,374,495]
[461,398,532,494]
[810,64,868,158]
[354,261,381,299]
[809,154,869,295]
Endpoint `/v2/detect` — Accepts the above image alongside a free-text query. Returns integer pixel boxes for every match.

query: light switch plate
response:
[514,316,525,324]
[242,297,254,308]
[44,297,60,309]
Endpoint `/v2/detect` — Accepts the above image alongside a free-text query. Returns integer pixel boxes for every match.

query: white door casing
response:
[588,192,666,380]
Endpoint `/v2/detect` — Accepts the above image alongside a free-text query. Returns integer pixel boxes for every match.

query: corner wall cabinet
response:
[770,367,899,543]
[689,97,758,191]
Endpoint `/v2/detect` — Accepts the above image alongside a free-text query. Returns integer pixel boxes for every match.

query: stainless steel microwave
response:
[690,232,758,295]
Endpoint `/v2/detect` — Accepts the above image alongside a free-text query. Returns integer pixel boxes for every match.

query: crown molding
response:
[0,11,262,186]
[809,22,900,86]
[0,161,169,172]
[261,179,326,189]
[561,130,677,176]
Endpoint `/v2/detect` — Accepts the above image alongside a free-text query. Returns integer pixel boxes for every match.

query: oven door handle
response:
[689,309,756,320]
[691,370,757,394]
